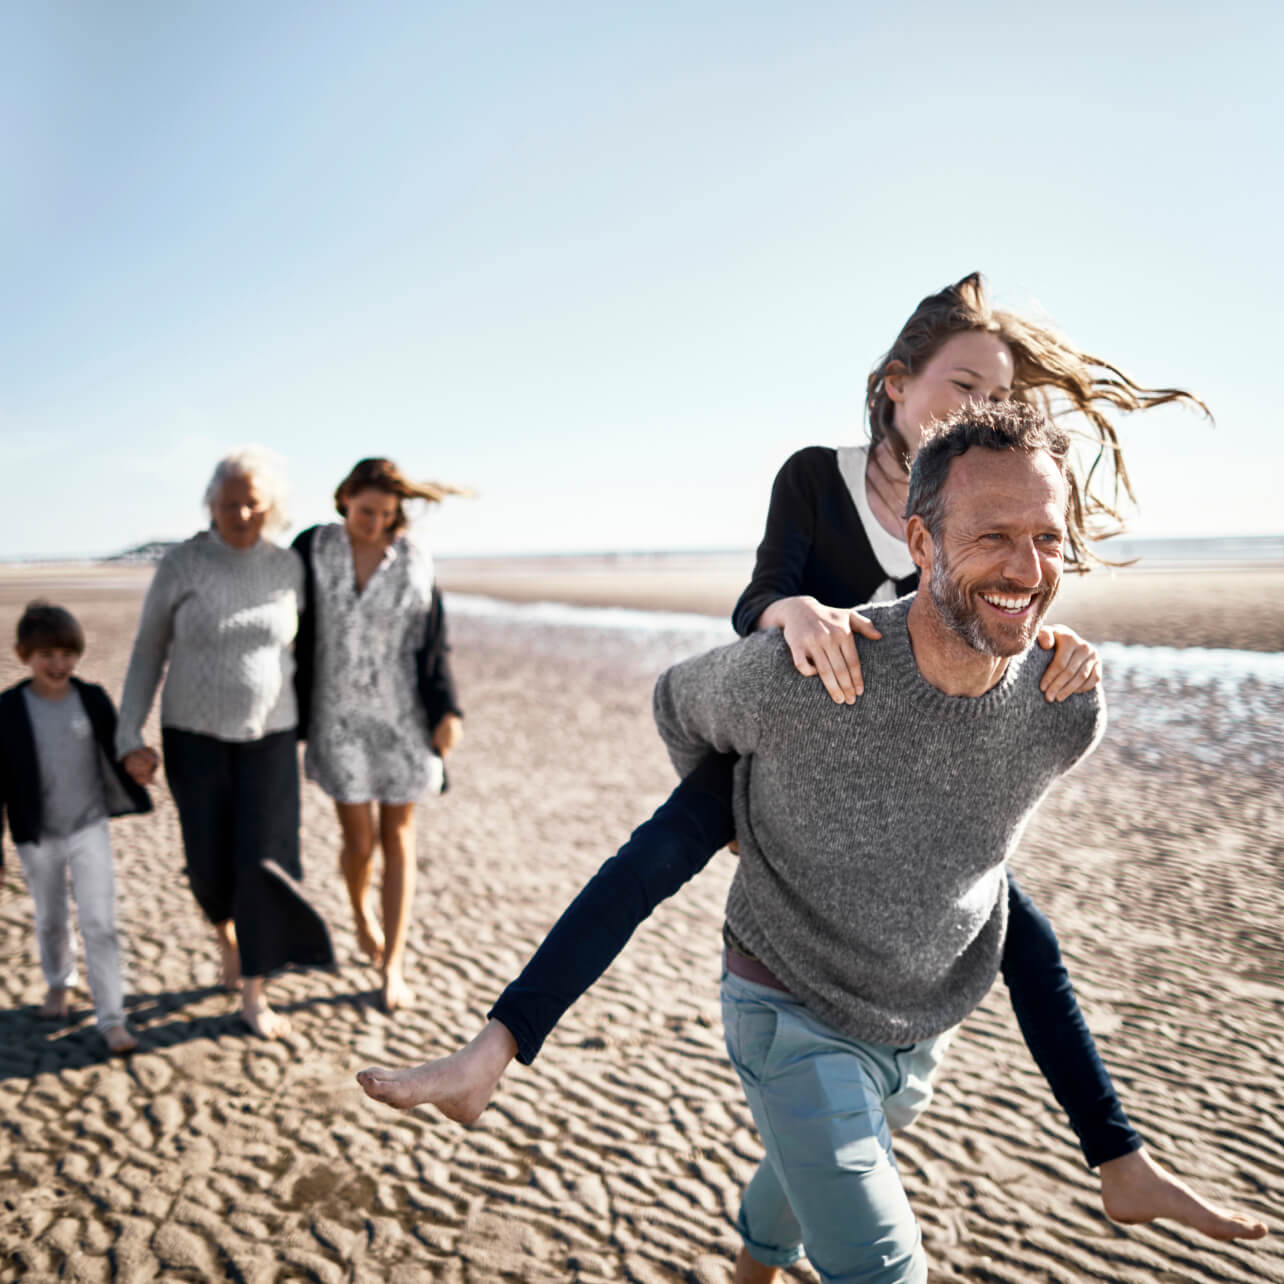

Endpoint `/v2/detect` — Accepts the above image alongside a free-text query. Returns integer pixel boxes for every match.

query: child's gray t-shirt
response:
[22,686,107,839]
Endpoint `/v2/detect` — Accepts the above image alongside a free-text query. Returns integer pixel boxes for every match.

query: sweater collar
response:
[872,595,1029,717]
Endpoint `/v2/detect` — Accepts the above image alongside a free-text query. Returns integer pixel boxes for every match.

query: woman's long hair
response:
[334,458,473,536]
[865,273,1211,569]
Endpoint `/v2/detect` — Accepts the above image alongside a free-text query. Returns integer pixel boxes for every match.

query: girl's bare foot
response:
[39,987,70,1020]
[241,978,291,1040]
[1100,1147,1269,1241]
[380,967,414,1013]
[357,1019,518,1123]
[214,920,241,989]
[103,1024,138,1055]
[354,906,386,968]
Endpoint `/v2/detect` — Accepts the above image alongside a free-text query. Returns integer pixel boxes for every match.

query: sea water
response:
[445,593,1284,774]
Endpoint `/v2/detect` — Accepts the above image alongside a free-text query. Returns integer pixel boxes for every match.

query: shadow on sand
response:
[0,981,384,1080]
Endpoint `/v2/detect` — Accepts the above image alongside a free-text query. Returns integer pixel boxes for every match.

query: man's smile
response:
[978,590,1038,617]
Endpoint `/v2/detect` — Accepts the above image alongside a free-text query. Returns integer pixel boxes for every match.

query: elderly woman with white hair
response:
[116,446,334,1038]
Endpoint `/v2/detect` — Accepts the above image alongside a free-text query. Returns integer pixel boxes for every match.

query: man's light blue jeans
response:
[721,968,952,1283]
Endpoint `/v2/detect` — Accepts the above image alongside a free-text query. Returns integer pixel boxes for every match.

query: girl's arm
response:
[733,449,882,704]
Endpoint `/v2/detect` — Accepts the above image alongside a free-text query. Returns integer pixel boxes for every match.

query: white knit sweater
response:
[115,531,303,754]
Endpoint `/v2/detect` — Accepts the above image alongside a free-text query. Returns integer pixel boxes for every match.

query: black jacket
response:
[732,446,920,638]
[0,677,152,864]
[291,525,463,742]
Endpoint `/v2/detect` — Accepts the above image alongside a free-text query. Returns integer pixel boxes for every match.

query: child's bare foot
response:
[354,907,386,968]
[1100,1147,1269,1241]
[39,987,70,1020]
[380,967,414,1013]
[357,1018,518,1123]
[214,920,241,989]
[103,1024,138,1055]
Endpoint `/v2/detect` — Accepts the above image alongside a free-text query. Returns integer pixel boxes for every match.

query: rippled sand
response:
[0,567,1279,1282]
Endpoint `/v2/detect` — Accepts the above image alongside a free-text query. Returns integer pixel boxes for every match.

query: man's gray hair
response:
[905,401,1070,541]
[203,445,292,537]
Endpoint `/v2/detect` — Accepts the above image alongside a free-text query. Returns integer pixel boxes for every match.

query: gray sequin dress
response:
[303,523,445,804]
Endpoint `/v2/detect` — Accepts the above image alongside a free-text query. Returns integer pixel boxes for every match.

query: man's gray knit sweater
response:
[652,595,1105,1046]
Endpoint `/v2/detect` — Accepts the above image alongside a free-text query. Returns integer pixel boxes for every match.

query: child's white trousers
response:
[17,818,126,1031]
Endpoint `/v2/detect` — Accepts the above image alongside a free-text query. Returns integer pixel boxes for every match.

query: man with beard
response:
[649,400,1104,1282]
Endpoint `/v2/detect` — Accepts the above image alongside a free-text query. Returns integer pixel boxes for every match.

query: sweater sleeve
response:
[290,528,317,741]
[115,554,180,757]
[731,448,824,638]
[1064,686,1107,773]
[652,635,774,778]
[416,584,463,729]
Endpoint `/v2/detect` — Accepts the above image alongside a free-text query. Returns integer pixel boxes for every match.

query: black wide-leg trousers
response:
[163,727,334,978]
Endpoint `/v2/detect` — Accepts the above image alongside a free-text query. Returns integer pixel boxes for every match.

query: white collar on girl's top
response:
[836,445,916,581]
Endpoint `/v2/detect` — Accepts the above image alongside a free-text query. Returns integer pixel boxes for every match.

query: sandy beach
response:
[1,564,1281,1282]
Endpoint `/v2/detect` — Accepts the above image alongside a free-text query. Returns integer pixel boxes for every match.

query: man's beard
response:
[928,544,1052,657]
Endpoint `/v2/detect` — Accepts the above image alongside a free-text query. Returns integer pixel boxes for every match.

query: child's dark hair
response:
[15,601,85,657]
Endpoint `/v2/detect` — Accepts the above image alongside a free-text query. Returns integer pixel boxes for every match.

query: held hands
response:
[1037,625,1101,702]
[122,746,159,786]
[761,595,883,704]
[432,713,464,758]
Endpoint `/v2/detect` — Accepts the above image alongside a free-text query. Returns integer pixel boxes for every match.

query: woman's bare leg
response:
[378,802,417,1011]
[241,975,290,1039]
[358,1018,517,1122]
[335,802,384,966]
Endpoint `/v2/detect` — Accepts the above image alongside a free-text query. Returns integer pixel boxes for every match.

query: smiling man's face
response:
[925,446,1068,657]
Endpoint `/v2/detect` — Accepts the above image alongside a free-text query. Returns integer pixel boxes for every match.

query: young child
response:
[0,601,151,1054]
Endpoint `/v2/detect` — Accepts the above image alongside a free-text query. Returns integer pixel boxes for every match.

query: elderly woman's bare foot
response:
[241,978,291,1040]
[39,987,70,1021]
[214,920,241,989]
[357,1019,518,1123]
[1100,1148,1269,1241]
[380,967,414,1013]
[103,1024,138,1055]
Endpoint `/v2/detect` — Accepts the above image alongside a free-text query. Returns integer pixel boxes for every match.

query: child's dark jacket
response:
[0,677,152,866]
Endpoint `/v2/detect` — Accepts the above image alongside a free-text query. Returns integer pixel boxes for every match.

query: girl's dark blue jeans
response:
[488,753,1142,1168]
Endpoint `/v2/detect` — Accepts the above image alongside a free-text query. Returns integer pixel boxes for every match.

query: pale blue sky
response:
[3,2,1280,559]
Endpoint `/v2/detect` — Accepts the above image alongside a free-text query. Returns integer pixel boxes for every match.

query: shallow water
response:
[447,592,1284,774]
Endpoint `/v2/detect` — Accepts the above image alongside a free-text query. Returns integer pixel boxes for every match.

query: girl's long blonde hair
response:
[866,272,1211,569]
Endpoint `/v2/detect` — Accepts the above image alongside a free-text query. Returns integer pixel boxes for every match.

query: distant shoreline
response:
[2,549,1281,653]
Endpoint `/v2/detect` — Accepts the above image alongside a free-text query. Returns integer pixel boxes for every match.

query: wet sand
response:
[0,565,1280,1282]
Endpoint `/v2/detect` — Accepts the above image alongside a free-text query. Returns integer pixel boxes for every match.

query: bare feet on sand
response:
[214,920,241,989]
[39,986,70,1020]
[241,978,291,1040]
[380,967,414,1013]
[103,1024,138,1055]
[354,904,386,968]
[1100,1147,1269,1241]
[357,1018,518,1123]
